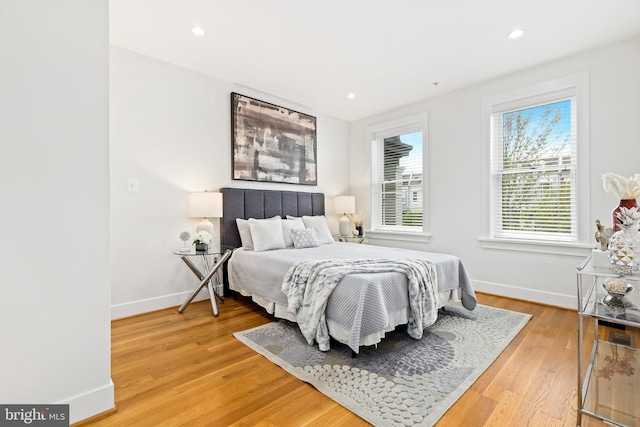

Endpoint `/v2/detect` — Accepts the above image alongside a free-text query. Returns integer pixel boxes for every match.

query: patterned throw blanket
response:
[281,258,438,351]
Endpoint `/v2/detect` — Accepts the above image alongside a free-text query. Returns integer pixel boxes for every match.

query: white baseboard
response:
[112,280,576,320]
[472,279,577,310]
[64,379,114,424]
[111,290,210,320]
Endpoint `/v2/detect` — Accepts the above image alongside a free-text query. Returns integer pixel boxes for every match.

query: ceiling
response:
[109,0,640,122]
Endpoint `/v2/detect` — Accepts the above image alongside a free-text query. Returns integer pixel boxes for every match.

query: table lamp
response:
[334,195,355,236]
[189,191,223,240]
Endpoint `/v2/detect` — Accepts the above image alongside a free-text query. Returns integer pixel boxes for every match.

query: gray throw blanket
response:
[281,258,438,351]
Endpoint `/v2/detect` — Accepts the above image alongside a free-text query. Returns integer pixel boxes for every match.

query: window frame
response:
[480,72,592,256]
[368,113,430,242]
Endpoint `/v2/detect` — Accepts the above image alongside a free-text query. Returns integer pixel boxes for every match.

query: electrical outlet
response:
[127,178,139,193]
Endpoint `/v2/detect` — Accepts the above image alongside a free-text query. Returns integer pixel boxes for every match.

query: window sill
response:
[478,237,592,257]
[367,230,432,244]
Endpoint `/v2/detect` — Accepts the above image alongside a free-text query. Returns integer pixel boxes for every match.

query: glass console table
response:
[576,256,640,426]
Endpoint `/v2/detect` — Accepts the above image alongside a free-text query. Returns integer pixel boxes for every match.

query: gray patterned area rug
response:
[234,304,531,427]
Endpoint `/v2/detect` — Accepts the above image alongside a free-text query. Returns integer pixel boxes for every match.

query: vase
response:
[195,243,208,252]
[608,226,640,275]
[355,226,363,236]
[612,199,638,231]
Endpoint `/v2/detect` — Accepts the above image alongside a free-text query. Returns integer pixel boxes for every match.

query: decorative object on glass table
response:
[607,206,640,275]
[603,277,632,297]
[602,278,634,310]
[334,196,355,236]
[193,230,212,252]
[612,199,639,231]
[179,230,191,252]
[592,219,614,267]
[594,219,612,251]
[349,212,364,237]
[601,173,640,231]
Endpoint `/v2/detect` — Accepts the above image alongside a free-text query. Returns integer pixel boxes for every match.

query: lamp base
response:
[197,219,215,240]
[339,215,351,236]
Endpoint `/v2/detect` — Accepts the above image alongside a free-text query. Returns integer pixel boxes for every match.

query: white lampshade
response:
[334,196,355,236]
[189,191,223,218]
[334,196,355,215]
[189,191,223,239]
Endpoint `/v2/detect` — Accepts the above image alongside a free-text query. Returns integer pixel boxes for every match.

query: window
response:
[370,113,428,236]
[482,72,590,253]
[493,96,576,240]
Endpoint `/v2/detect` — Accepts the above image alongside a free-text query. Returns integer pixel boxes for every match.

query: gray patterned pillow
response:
[290,228,319,249]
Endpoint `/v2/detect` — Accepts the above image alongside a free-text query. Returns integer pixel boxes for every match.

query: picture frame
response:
[231,92,317,185]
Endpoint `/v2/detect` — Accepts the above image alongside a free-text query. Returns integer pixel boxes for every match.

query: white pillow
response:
[235,218,254,249]
[236,216,281,250]
[281,218,306,247]
[290,228,319,249]
[302,215,334,244]
[248,217,286,252]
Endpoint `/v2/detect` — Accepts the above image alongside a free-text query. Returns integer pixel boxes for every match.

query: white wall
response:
[109,46,351,318]
[111,37,640,314]
[0,0,113,423]
[350,37,640,308]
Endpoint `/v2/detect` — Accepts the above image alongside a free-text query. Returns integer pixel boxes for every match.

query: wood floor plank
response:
[76,293,616,427]
[436,388,496,426]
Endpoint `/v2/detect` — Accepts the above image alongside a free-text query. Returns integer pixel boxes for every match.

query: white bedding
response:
[228,242,476,351]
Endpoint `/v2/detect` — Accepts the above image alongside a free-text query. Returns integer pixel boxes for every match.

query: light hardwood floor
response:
[78,293,619,427]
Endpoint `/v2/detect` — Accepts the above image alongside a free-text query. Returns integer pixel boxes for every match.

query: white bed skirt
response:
[232,282,457,349]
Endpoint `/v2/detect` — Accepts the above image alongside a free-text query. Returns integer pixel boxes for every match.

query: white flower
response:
[602,173,640,199]
[192,230,212,245]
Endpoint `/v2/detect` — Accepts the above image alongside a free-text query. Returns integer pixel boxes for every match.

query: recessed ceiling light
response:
[192,26,206,36]
[347,93,356,99]
[508,29,525,39]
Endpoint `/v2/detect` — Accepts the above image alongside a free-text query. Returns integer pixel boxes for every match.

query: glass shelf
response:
[582,341,640,426]
[172,248,221,256]
[333,234,366,243]
[577,257,640,327]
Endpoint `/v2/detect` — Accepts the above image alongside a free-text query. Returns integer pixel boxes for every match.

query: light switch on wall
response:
[127,178,139,193]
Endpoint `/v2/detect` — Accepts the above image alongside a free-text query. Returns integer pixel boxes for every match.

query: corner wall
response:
[349,37,640,308]
[0,1,113,423]
[109,46,351,318]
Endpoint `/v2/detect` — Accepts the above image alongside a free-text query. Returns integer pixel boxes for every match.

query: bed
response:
[221,187,476,353]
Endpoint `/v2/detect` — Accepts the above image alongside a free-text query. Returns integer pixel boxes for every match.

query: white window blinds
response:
[490,88,578,242]
[372,122,424,232]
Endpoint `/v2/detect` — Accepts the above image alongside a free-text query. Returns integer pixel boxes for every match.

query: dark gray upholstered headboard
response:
[220,187,325,251]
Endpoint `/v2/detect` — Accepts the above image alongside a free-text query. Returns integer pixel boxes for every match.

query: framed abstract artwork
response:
[231,92,317,185]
